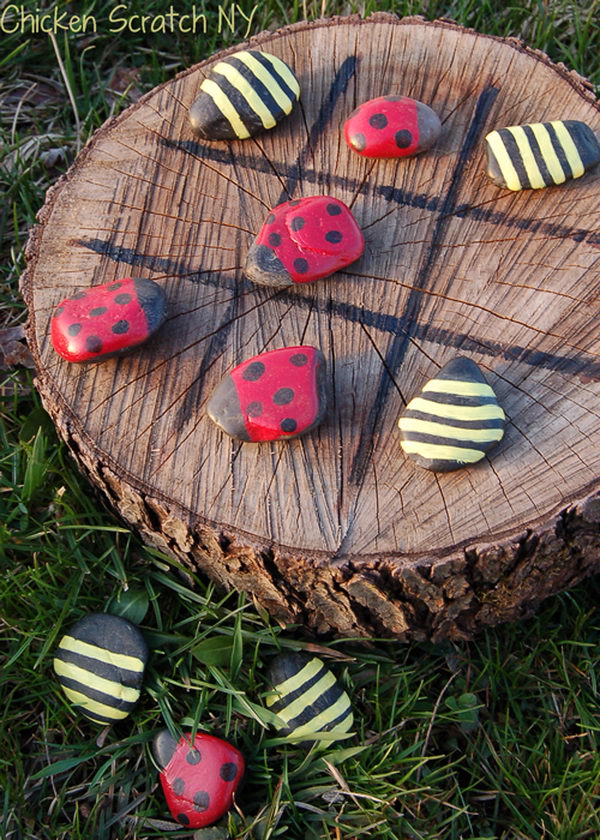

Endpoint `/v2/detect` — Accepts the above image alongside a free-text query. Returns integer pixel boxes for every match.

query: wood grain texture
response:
[21,14,600,640]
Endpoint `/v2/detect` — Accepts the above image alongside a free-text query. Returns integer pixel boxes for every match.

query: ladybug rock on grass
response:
[153,730,245,829]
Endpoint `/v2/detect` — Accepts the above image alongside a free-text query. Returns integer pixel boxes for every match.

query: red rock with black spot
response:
[51,277,167,363]
[245,195,364,287]
[343,95,441,159]
[207,345,327,442]
[153,730,244,829]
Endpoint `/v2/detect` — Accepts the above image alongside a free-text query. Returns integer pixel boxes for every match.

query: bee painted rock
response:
[485,120,600,190]
[153,730,245,829]
[207,345,327,442]
[343,95,441,158]
[398,357,505,472]
[189,49,300,140]
[266,652,354,746]
[53,613,148,725]
[51,277,167,363]
[245,196,364,287]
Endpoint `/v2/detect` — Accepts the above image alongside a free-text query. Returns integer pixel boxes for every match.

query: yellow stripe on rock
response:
[212,61,277,129]
[401,440,485,463]
[59,636,145,672]
[200,78,251,139]
[53,658,140,703]
[261,52,301,98]
[61,685,130,720]
[552,121,585,178]
[404,397,505,422]
[506,125,545,189]
[528,123,567,185]
[290,695,353,738]
[234,51,294,113]
[275,671,337,723]
[422,379,495,398]
[398,417,504,442]
[486,130,522,190]
[266,657,324,705]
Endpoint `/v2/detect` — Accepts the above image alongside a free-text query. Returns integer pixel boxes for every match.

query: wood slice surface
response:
[21,14,600,641]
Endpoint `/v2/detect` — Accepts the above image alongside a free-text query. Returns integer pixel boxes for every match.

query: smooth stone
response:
[245,196,364,287]
[51,277,167,363]
[53,613,148,725]
[266,652,354,746]
[485,120,600,190]
[207,345,327,442]
[153,730,245,829]
[189,49,300,140]
[343,94,441,158]
[398,356,505,472]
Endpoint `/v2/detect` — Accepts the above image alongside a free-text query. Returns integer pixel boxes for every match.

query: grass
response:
[2,0,600,838]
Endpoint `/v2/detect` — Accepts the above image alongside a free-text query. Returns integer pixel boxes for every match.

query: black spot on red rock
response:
[173,777,185,795]
[54,307,64,318]
[289,199,300,206]
[325,230,343,243]
[268,232,282,247]
[326,203,342,216]
[115,293,132,305]
[290,216,305,231]
[86,336,103,354]
[71,291,86,300]
[281,418,297,433]
[193,790,210,811]
[246,400,263,417]
[290,353,308,366]
[369,113,388,129]
[220,762,238,782]
[274,387,294,405]
[112,320,129,334]
[395,129,412,148]
[243,361,265,381]
[68,323,81,336]
[186,749,201,765]
[351,132,366,151]
[90,306,107,317]
[108,282,122,290]
[294,257,308,274]
[177,813,190,825]
[266,213,275,224]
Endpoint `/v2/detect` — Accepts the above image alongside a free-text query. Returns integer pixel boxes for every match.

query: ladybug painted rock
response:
[245,196,364,287]
[51,277,167,363]
[265,652,354,746]
[153,730,245,829]
[343,95,441,159]
[53,613,148,725]
[206,345,327,442]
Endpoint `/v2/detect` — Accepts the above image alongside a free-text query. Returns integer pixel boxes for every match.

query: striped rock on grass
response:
[265,652,353,746]
[53,613,148,725]
[398,357,506,472]
[189,49,300,140]
[485,120,600,191]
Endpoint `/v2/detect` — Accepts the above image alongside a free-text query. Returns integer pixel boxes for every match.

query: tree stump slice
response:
[21,14,600,641]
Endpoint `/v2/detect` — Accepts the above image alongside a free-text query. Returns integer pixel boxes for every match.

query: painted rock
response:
[53,613,148,725]
[51,277,167,363]
[153,730,245,828]
[398,357,505,472]
[343,95,441,158]
[485,120,600,190]
[266,652,353,745]
[245,196,364,287]
[207,345,327,442]
[189,49,300,140]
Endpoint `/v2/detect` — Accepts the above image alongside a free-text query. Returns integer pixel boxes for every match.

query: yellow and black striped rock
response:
[398,357,505,472]
[53,613,148,725]
[265,652,353,745]
[189,50,300,141]
[485,120,600,191]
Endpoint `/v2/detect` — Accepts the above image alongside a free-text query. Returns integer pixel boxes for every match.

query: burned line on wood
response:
[350,84,500,485]
[77,235,600,385]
